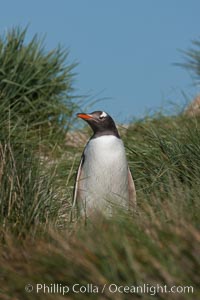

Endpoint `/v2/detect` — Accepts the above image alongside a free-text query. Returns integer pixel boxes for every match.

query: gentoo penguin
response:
[72,111,136,218]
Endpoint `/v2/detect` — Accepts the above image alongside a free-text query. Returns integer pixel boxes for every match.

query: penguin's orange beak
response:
[77,113,93,120]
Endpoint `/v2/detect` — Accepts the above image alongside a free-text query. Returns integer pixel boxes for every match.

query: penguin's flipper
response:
[128,167,136,211]
[72,155,84,209]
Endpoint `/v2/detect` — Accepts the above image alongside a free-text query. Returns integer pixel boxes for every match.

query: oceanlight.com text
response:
[25,282,194,296]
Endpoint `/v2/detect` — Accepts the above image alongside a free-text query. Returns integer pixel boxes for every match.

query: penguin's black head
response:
[77,111,120,138]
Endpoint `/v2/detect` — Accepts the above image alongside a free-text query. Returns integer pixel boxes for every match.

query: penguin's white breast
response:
[80,135,129,200]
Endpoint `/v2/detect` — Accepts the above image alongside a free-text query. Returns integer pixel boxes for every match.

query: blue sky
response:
[0,1,200,122]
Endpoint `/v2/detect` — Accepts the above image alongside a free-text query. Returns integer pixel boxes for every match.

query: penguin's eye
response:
[99,112,107,119]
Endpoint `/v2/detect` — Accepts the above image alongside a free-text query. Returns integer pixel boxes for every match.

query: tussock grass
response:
[0,26,78,149]
[0,112,200,300]
[0,26,78,237]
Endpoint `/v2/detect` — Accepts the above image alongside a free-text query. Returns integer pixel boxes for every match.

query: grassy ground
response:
[0,113,200,300]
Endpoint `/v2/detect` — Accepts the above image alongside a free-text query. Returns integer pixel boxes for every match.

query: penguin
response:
[72,111,136,218]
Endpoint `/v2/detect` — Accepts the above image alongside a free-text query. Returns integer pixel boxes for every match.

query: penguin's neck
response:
[91,128,120,139]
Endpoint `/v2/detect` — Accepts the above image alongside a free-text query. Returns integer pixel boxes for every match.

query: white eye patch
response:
[100,111,107,118]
